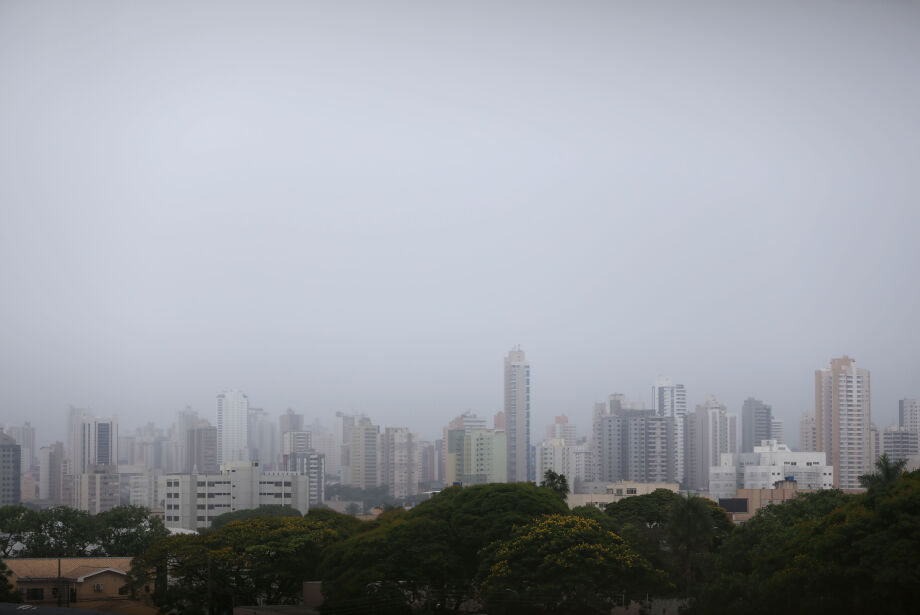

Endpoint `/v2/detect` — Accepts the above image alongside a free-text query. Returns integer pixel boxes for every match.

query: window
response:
[94,583,104,592]
[626,488,637,495]
[26,588,44,600]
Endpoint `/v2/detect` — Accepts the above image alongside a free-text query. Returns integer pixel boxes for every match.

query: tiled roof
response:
[3,558,133,581]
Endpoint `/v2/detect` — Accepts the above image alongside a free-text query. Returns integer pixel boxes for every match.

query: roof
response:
[3,558,133,582]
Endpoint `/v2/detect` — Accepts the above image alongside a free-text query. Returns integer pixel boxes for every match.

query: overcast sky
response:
[1,0,918,447]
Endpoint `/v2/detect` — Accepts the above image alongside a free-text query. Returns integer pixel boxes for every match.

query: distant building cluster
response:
[1,352,917,528]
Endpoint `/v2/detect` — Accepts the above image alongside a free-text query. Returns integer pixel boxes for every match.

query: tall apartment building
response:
[248,407,278,469]
[546,416,577,446]
[799,413,817,452]
[5,422,36,473]
[187,426,218,474]
[288,450,325,505]
[652,377,687,483]
[382,427,420,499]
[69,413,118,475]
[899,399,920,432]
[686,395,738,493]
[70,464,119,514]
[881,426,920,463]
[741,397,773,453]
[334,412,361,484]
[535,438,576,490]
[505,347,531,482]
[217,390,249,465]
[0,432,22,506]
[770,418,785,445]
[348,418,380,489]
[279,408,305,436]
[815,356,871,489]
[161,461,309,530]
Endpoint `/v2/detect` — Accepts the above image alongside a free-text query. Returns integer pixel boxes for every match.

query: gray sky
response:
[1,0,918,447]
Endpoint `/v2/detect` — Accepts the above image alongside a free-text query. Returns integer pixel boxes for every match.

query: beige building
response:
[348,418,381,490]
[4,557,133,604]
[720,480,864,523]
[815,356,871,489]
[566,481,679,510]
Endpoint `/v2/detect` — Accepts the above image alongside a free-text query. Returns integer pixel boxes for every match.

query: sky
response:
[1,0,918,448]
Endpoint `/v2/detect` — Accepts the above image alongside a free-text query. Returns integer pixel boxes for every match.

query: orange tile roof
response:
[3,558,133,581]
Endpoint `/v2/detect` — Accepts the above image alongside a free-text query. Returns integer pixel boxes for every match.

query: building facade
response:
[815,356,871,489]
[741,397,773,453]
[504,347,531,482]
[217,390,249,466]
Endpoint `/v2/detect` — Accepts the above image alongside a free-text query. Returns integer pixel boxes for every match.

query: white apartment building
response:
[535,438,576,489]
[217,390,249,466]
[161,461,309,531]
[382,427,420,499]
[816,356,871,489]
[505,347,531,482]
[709,440,833,501]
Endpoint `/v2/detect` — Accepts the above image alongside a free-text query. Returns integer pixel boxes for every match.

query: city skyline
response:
[1,1,918,445]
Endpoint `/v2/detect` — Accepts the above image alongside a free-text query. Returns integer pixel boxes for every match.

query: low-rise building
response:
[3,557,133,605]
[566,480,680,510]
[709,440,833,501]
[719,479,864,522]
[160,460,309,531]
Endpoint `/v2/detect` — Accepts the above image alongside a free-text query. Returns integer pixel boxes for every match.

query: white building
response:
[382,427,420,499]
[536,438,576,491]
[546,416,576,446]
[161,461,309,531]
[217,390,249,465]
[899,399,920,432]
[709,440,834,501]
[687,395,738,493]
[505,347,531,482]
[652,376,687,482]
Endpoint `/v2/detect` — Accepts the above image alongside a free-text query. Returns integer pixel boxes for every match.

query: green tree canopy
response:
[477,514,670,614]
[859,453,908,489]
[541,470,569,500]
[206,504,302,531]
[0,559,20,603]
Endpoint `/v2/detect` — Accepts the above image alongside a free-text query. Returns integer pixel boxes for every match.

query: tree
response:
[859,453,907,489]
[0,505,30,557]
[477,514,669,614]
[96,506,168,556]
[321,483,569,613]
[667,495,729,592]
[20,506,99,557]
[206,504,302,531]
[541,470,569,500]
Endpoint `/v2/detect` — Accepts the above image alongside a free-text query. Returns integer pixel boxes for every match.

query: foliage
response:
[477,514,669,614]
[320,483,569,613]
[0,559,20,603]
[206,504,302,531]
[132,516,341,614]
[541,470,569,500]
[0,505,167,558]
[859,453,907,489]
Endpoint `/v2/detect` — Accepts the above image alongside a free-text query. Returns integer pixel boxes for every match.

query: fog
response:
[1,0,918,446]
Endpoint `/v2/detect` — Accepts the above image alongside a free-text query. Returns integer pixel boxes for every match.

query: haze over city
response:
[1,0,918,446]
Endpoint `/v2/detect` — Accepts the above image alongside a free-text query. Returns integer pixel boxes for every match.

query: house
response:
[2,558,133,605]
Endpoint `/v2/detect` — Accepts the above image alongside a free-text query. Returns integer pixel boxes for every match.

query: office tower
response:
[815,356,871,489]
[217,390,249,465]
[279,408,305,436]
[39,441,64,503]
[382,427,420,499]
[70,416,118,475]
[741,397,773,453]
[899,399,920,432]
[546,415,577,446]
[348,418,380,489]
[187,426,218,474]
[800,413,817,452]
[0,431,22,506]
[686,395,736,492]
[248,407,278,469]
[505,347,531,482]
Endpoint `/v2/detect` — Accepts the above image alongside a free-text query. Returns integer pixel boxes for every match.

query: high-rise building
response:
[381,427,420,499]
[741,397,773,453]
[546,415,577,446]
[770,418,785,446]
[505,347,531,482]
[334,412,361,484]
[39,441,64,503]
[348,418,380,490]
[187,426,218,474]
[281,431,312,470]
[0,431,22,506]
[248,407,278,470]
[279,408,305,436]
[686,395,737,493]
[217,390,249,465]
[899,399,920,432]
[800,413,817,452]
[882,426,920,463]
[70,416,118,475]
[5,422,36,474]
[815,356,871,489]
[652,377,687,483]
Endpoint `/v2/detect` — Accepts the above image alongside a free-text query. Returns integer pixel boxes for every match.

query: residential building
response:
[815,356,871,489]
[567,480,680,510]
[38,442,64,503]
[186,426,218,474]
[216,390,249,465]
[70,464,119,514]
[899,399,920,432]
[279,408,305,436]
[248,407,278,470]
[505,347,531,482]
[686,395,737,493]
[382,427,420,499]
[348,418,380,489]
[535,437,575,490]
[652,376,687,483]
[4,557,133,605]
[771,418,785,445]
[288,450,325,505]
[882,426,920,463]
[161,461,309,530]
[546,415,576,446]
[800,413,817,452]
[741,397,772,453]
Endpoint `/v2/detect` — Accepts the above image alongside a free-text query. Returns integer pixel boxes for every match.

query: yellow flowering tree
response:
[477,514,670,614]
